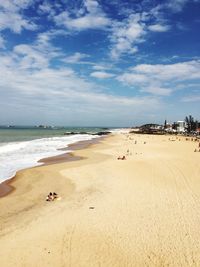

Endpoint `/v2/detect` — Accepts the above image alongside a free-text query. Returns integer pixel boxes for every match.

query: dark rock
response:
[64,131,111,136]
[94,131,111,136]
[64,132,77,135]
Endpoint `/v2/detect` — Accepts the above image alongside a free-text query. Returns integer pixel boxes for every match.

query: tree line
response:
[185,115,200,133]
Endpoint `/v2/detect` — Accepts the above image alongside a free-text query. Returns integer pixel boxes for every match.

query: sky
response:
[0,0,200,127]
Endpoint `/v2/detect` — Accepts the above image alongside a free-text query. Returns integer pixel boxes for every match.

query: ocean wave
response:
[0,134,98,183]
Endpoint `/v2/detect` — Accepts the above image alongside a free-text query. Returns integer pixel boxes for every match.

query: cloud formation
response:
[0,42,160,125]
[63,52,90,64]
[0,0,199,125]
[90,71,114,79]
[110,14,145,59]
[118,60,200,95]
[54,0,110,31]
[148,24,170,32]
[0,0,37,33]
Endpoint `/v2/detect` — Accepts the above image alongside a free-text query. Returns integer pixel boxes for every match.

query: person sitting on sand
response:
[53,192,58,199]
[46,192,55,201]
[118,156,126,160]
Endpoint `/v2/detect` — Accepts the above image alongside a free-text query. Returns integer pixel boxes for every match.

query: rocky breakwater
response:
[64,131,111,136]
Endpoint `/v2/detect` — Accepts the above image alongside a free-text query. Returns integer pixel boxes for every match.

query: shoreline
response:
[0,136,104,198]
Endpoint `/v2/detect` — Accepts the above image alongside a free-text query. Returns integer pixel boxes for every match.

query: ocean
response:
[0,126,111,183]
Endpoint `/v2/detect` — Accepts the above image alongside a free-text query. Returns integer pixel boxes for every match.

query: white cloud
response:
[85,0,99,13]
[38,2,53,15]
[118,60,200,96]
[63,52,90,64]
[36,29,68,47]
[0,1,32,12]
[148,24,170,32]
[55,12,109,31]
[0,11,36,33]
[148,0,194,14]
[54,0,110,31]
[90,71,114,79]
[156,0,200,13]
[0,0,37,33]
[0,45,160,125]
[110,14,145,59]
[166,0,188,12]
[118,73,148,84]
[13,44,50,69]
[51,1,175,60]
[92,65,110,71]
[132,60,200,81]
[1,31,63,71]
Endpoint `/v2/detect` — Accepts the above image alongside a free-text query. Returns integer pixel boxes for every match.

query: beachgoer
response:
[53,192,58,199]
[49,192,54,200]
[46,192,54,201]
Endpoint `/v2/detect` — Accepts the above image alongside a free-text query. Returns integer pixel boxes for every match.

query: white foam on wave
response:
[0,134,98,183]
[110,128,130,134]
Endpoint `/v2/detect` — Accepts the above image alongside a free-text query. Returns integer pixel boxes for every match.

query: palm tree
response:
[185,115,198,133]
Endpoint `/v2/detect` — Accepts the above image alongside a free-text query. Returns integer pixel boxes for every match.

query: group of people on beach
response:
[117,155,126,160]
[46,192,58,201]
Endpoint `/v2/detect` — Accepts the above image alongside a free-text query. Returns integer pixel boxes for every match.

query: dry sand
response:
[0,133,200,267]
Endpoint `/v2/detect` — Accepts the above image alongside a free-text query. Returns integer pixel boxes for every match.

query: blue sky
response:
[0,0,200,126]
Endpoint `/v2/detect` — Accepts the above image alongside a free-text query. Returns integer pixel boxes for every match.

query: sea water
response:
[0,127,107,183]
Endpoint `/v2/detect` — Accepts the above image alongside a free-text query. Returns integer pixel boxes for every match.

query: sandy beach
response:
[0,133,200,267]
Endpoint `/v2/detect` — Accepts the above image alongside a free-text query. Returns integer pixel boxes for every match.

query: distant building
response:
[176,121,185,133]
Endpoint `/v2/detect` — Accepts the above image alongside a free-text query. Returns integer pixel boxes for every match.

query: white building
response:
[177,121,185,133]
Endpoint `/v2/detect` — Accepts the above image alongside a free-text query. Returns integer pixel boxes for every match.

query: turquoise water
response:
[0,127,108,143]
